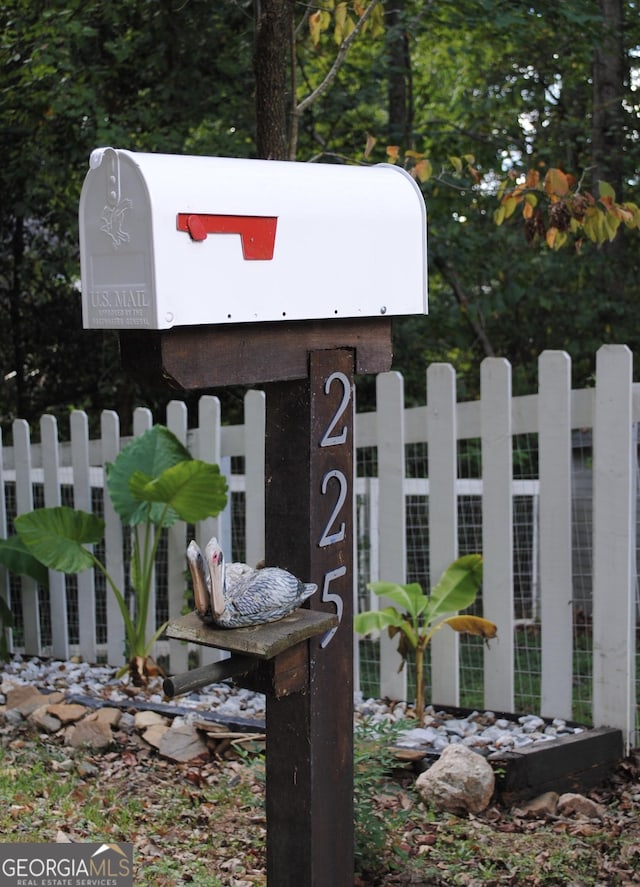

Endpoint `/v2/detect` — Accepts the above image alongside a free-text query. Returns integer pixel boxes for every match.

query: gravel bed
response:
[1,655,587,756]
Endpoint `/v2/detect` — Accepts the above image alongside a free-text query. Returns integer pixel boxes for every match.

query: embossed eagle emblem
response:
[100,199,133,247]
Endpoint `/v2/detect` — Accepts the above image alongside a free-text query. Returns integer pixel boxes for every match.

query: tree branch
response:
[433,256,496,358]
[295,0,380,117]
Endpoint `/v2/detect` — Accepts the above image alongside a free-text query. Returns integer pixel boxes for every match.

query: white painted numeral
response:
[319,372,351,447]
[320,566,346,648]
[318,469,347,547]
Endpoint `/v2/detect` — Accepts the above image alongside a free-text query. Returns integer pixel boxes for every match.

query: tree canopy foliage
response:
[0,0,638,429]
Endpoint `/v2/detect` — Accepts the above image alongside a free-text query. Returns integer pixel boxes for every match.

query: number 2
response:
[320,372,351,447]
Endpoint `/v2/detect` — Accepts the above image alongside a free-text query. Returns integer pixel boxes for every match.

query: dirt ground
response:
[1,704,639,886]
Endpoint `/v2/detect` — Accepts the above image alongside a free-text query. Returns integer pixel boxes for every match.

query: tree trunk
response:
[385,0,413,147]
[254,0,294,160]
[592,0,625,197]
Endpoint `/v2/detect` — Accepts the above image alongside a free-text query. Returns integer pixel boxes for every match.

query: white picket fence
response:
[0,345,638,747]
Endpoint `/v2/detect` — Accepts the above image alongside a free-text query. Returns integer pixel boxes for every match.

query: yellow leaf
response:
[386,145,400,163]
[449,156,463,175]
[522,200,534,220]
[364,132,377,159]
[503,195,518,219]
[525,169,541,189]
[545,168,569,197]
[444,616,497,639]
[582,207,601,243]
[494,205,506,226]
[598,179,616,200]
[414,158,432,182]
[405,150,424,159]
[546,226,558,248]
[309,10,323,45]
[553,230,568,250]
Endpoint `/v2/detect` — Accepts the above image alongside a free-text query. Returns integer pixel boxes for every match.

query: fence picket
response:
[481,358,515,711]
[70,410,97,662]
[592,345,636,747]
[539,351,573,719]
[376,371,407,700]
[13,419,40,654]
[195,395,229,669]
[427,363,459,706]
[244,390,266,569]
[166,400,189,674]
[101,410,125,666]
[41,414,69,661]
[132,409,154,660]
[0,425,11,653]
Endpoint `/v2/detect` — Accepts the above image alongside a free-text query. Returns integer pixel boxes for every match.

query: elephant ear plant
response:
[354,554,496,725]
[0,425,227,685]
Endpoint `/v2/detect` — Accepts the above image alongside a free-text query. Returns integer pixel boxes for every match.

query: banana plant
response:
[354,554,496,724]
[0,425,228,684]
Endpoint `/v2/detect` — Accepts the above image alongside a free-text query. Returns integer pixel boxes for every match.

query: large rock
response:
[416,743,495,814]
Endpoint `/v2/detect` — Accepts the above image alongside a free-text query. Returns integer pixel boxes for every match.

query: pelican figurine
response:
[186,538,317,628]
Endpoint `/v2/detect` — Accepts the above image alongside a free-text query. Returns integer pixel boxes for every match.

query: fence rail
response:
[1,345,638,747]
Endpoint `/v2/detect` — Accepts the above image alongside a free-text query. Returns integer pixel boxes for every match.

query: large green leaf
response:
[14,507,104,574]
[128,461,228,527]
[354,607,418,649]
[0,536,50,587]
[366,581,428,620]
[106,425,193,525]
[427,554,483,620]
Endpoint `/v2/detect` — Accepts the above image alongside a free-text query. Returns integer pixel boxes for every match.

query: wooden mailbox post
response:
[79,148,427,886]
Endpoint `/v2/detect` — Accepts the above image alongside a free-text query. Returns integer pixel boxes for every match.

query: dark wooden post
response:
[120,322,391,887]
[264,349,354,885]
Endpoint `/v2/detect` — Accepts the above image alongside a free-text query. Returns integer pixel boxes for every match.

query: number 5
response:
[320,565,346,648]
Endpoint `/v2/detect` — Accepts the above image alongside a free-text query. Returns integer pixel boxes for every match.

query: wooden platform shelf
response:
[166,608,338,660]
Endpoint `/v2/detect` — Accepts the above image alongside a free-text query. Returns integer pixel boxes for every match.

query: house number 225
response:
[318,371,351,648]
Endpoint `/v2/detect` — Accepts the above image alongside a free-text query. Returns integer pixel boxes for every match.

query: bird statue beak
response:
[205,537,226,620]
[187,540,212,620]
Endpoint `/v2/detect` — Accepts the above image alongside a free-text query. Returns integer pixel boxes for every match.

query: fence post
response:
[0,426,11,654]
[70,410,97,663]
[244,389,266,569]
[538,351,573,720]
[427,363,459,706]
[13,419,40,654]
[376,371,407,700]
[195,395,229,669]
[41,414,69,661]
[592,344,636,749]
[481,357,514,712]
[166,400,189,674]
[101,410,126,666]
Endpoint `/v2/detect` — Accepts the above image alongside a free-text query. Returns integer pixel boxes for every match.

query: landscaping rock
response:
[141,724,171,750]
[158,724,209,763]
[416,743,495,814]
[517,791,559,818]
[557,792,606,821]
[66,716,113,750]
[134,710,168,730]
[29,704,62,734]
[47,702,89,724]
[89,707,122,729]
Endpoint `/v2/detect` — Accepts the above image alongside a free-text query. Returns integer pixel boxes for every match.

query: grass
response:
[0,731,266,886]
[2,714,640,886]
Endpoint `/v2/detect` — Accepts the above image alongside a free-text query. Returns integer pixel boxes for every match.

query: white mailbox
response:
[79,147,427,330]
